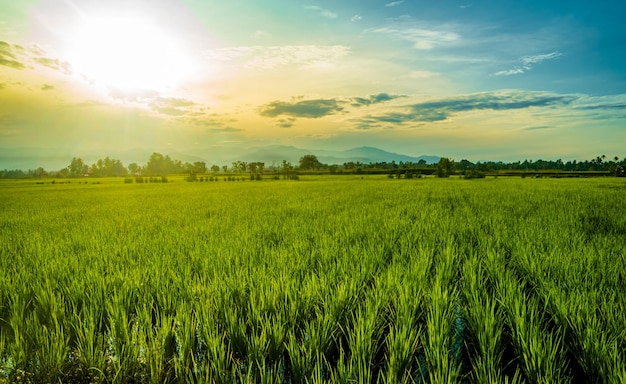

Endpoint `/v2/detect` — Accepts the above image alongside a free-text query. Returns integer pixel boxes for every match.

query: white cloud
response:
[493,51,562,76]
[385,1,404,7]
[492,68,525,76]
[351,14,362,22]
[521,51,562,67]
[409,70,440,79]
[304,5,337,19]
[370,27,459,50]
[253,30,272,39]
[204,45,350,69]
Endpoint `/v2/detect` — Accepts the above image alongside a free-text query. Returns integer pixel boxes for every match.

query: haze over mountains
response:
[0,146,440,171]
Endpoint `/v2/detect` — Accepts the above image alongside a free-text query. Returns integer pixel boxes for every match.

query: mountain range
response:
[0,145,440,171]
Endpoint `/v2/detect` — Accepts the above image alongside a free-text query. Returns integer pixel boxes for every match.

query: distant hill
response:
[0,145,440,170]
[197,145,440,166]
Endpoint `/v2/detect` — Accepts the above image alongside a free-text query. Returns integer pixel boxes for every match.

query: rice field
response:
[0,176,625,383]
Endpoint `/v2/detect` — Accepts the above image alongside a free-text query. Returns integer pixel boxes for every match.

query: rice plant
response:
[0,176,624,382]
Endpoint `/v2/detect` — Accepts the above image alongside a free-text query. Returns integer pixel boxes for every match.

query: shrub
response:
[124,178,133,184]
[463,169,486,179]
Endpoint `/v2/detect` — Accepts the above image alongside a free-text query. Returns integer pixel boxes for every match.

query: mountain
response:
[0,145,440,170]
[194,145,439,166]
[338,146,439,164]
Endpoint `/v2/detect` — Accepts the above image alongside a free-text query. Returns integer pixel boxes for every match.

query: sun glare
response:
[66,13,196,92]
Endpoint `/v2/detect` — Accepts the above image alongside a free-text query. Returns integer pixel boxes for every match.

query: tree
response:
[68,157,85,177]
[128,162,140,175]
[32,167,48,178]
[299,154,323,170]
[436,157,453,178]
[282,160,294,179]
[146,153,176,175]
[222,165,228,173]
[210,165,220,173]
[192,161,207,174]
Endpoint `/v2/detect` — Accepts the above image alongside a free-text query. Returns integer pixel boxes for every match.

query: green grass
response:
[0,176,625,383]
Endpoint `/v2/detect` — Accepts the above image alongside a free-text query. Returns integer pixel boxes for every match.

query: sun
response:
[65,12,196,92]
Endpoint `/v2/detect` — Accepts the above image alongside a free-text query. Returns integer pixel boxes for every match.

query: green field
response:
[1,177,625,383]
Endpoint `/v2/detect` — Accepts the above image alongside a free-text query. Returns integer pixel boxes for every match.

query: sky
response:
[0,0,625,164]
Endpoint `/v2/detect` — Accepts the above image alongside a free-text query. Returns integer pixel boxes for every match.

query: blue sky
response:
[0,0,624,164]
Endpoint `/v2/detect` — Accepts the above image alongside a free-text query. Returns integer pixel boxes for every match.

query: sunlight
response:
[65,12,196,92]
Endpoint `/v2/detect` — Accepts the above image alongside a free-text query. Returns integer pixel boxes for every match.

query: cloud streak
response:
[369,27,459,50]
[354,90,579,129]
[0,41,25,69]
[149,97,197,116]
[260,99,344,118]
[34,57,73,74]
[205,45,350,69]
[385,1,404,7]
[494,51,562,76]
[259,93,405,121]
[350,93,406,107]
[304,5,337,19]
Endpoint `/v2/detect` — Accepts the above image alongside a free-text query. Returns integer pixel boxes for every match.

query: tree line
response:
[1,152,624,179]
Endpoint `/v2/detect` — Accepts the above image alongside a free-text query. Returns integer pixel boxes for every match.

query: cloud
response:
[0,41,25,69]
[522,52,562,66]
[205,45,350,69]
[494,51,562,76]
[385,1,404,6]
[493,68,525,76]
[106,89,198,116]
[277,117,296,128]
[413,91,577,113]
[351,93,406,107]
[353,90,579,128]
[41,84,54,91]
[253,30,272,39]
[260,98,344,118]
[207,126,242,133]
[149,97,197,116]
[573,96,626,111]
[569,95,626,120]
[369,27,459,50]
[351,14,362,22]
[181,114,241,133]
[523,125,552,131]
[108,89,159,102]
[409,70,440,79]
[304,5,337,19]
[34,57,73,74]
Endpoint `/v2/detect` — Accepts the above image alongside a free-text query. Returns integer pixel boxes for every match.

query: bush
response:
[124,178,133,184]
[161,176,168,183]
[463,169,485,179]
[135,176,144,183]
